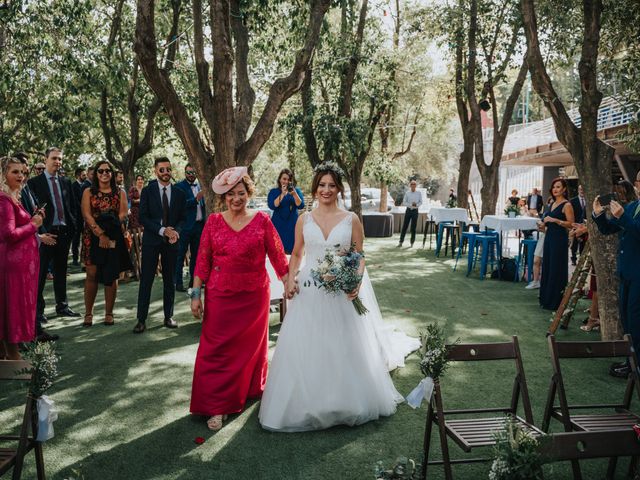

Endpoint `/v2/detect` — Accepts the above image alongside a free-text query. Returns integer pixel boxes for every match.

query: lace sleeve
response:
[194,214,215,281]
[0,196,36,244]
[263,213,288,278]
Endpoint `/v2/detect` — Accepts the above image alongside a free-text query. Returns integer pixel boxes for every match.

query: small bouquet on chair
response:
[307,243,368,315]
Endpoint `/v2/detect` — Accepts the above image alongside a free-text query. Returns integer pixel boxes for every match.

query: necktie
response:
[50,176,64,222]
[580,197,585,210]
[162,186,169,227]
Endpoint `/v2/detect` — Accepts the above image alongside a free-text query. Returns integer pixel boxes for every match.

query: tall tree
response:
[134,0,330,208]
[520,0,623,340]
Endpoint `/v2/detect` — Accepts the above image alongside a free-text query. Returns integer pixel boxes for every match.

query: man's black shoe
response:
[609,364,632,379]
[37,332,60,342]
[610,361,627,370]
[176,285,187,292]
[56,307,80,317]
[38,314,48,324]
[164,318,178,329]
[72,260,80,266]
[133,322,146,334]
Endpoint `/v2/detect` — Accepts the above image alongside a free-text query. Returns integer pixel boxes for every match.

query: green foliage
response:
[17,341,60,398]
[416,323,458,380]
[374,457,421,480]
[504,203,520,216]
[489,417,543,480]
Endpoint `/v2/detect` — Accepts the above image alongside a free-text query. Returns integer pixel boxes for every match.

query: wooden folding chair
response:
[0,360,45,480]
[539,430,640,479]
[422,336,542,480]
[542,334,640,479]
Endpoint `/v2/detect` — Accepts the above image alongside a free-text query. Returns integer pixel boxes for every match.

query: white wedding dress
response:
[259,212,419,432]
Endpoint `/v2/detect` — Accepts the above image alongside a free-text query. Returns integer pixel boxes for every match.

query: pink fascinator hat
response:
[211,166,248,194]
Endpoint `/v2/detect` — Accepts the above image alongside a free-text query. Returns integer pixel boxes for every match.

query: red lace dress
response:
[190,211,288,416]
[81,190,121,265]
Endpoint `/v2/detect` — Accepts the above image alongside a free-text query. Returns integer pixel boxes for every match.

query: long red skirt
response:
[190,286,270,416]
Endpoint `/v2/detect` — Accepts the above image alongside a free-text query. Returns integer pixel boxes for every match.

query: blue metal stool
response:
[435,222,453,257]
[473,234,499,280]
[518,238,538,283]
[454,231,482,273]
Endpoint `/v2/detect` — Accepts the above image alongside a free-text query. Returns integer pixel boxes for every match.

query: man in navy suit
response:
[71,167,86,265]
[133,157,187,334]
[570,185,587,265]
[174,164,206,291]
[593,185,640,378]
[28,147,80,341]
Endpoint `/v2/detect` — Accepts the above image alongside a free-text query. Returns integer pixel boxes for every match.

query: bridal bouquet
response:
[307,243,368,315]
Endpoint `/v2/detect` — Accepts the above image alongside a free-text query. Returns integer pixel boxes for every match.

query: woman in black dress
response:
[539,177,575,310]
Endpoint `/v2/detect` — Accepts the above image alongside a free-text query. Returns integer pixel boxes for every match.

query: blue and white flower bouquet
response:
[307,243,368,315]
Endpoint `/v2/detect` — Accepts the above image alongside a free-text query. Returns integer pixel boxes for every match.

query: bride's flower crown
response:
[313,161,345,179]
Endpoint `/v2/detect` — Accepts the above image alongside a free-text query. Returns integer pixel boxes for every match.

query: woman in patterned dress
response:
[81,160,129,326]
[128,174,145,230]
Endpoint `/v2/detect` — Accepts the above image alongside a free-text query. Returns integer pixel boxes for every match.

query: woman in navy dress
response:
[539,177,575,310]
[268,169,305,254]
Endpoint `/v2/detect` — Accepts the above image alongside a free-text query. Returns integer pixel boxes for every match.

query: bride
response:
[259,162,419,432]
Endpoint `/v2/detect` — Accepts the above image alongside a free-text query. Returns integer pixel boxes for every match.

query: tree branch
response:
[192,0,216,139]
[230,0,255,147]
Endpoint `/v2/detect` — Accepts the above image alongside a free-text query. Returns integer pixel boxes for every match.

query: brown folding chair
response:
[539,430,640,479]
[0,360,45,480]
[422,336,542,480]
[542,334,640,479]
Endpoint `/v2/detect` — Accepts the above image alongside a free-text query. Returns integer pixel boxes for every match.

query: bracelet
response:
[189,287,202,299]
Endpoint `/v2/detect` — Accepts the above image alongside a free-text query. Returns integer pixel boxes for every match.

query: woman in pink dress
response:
[0,157,42,359]
[189,167,288,431]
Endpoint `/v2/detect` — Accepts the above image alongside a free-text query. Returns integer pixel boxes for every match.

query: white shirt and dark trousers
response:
[174,179,207,291]
[399,190,422,246]
[570,195,587,264]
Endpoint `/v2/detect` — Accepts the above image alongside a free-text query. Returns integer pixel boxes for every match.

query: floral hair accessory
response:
[211,166,248,194]
[313,161,345,179]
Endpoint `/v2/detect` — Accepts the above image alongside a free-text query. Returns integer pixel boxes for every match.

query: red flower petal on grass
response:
[194,436,206,445]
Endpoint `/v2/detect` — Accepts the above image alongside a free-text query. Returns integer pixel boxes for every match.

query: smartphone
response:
[287,185,294,193]
[38,202,48,210]
[598,192,618,206]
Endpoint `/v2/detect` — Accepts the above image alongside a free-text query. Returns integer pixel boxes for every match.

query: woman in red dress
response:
[189,167,288,431]
[0,157,42,359]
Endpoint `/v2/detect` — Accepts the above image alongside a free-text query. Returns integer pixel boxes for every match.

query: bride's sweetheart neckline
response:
[308,212,352,242]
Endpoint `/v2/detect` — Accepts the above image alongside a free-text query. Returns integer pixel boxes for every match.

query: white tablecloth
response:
[429,207,469,224]
[480,215,539,233]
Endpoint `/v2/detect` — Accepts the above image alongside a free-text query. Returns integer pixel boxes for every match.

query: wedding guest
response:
[128,174,145,230]
[397,179,422,248]
[175,165,207,291]
[81,167,94,192]
[32,162,45,177]
[539,178,575,310]
[189,167,288,431]
[71,167,87,266]
[28,147,80,341]
[268,168,304,254]
[526,187,543,217]
[115,170,128,203]
[132,157,186,333]
[635,170,640,195]
[518,198,528,216]
[0,157,42,359]
[448,188,457,204]
[570,184,587,265]
[592,180,639,378]
[526,197,555,289]
[81,160,132,327]
[508,189,519,206]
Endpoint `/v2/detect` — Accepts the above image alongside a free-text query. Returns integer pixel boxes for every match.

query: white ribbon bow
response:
[405,376,435,409]
[36,395,58,442]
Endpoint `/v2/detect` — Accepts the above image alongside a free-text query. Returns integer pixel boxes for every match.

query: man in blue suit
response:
[570,185,587,265]
[133,157,187,334]
[592,185,640,378]
[174,164,206,292]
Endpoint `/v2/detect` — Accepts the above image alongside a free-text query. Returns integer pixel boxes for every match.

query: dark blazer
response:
[27,172,77,233]
[526,194,544,216]
[593,200,640,282]
[20,184,37,216]
[139,180,187,248]
[71,180,84,205]
[570,195,586,224]
[174,179,206,232]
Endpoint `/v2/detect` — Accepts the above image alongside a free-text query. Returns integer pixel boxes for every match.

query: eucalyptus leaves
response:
[16,341,60,398]
[489,416,544,480]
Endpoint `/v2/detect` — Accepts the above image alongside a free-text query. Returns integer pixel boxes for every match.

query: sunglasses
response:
[35,167,45,171]
[158,167,172,173]
[97,168,113,175]
[185,170,196,175]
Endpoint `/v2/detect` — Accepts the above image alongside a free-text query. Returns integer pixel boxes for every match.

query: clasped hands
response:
[285,276,361,301]
[593,197,624,219]
[163,227,180,244]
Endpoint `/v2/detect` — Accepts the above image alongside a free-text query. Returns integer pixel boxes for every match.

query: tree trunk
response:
[456,136,474,210]
[479,166,500,217]
[347,177,362,219]
[380,182,389,211]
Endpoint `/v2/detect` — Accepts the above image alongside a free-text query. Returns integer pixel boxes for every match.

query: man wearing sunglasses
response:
[174,164,207,292]
[133,157,187,334]
[28,147,80,341]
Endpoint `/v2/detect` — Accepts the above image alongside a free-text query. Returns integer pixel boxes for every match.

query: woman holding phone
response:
[268,169,305,254]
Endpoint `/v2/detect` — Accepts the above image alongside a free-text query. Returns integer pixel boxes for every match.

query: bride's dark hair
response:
[311,163,346,200]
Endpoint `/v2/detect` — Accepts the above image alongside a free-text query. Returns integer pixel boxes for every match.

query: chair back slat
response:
[539,430,640,461]
[554,339,632,359]
[0,360,32,381]
[446,341,516,362]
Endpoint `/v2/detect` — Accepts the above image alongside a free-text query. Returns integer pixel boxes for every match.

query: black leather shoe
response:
[164,318,178,329]
[609,364,631,379]
[37,331,60,342]
[38,314,48,324]
[133,322,146,334]
[175,285,187,292]
[56,306,81,317]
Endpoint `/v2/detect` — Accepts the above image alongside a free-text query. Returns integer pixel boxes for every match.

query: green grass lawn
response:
[0,236,634,479]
